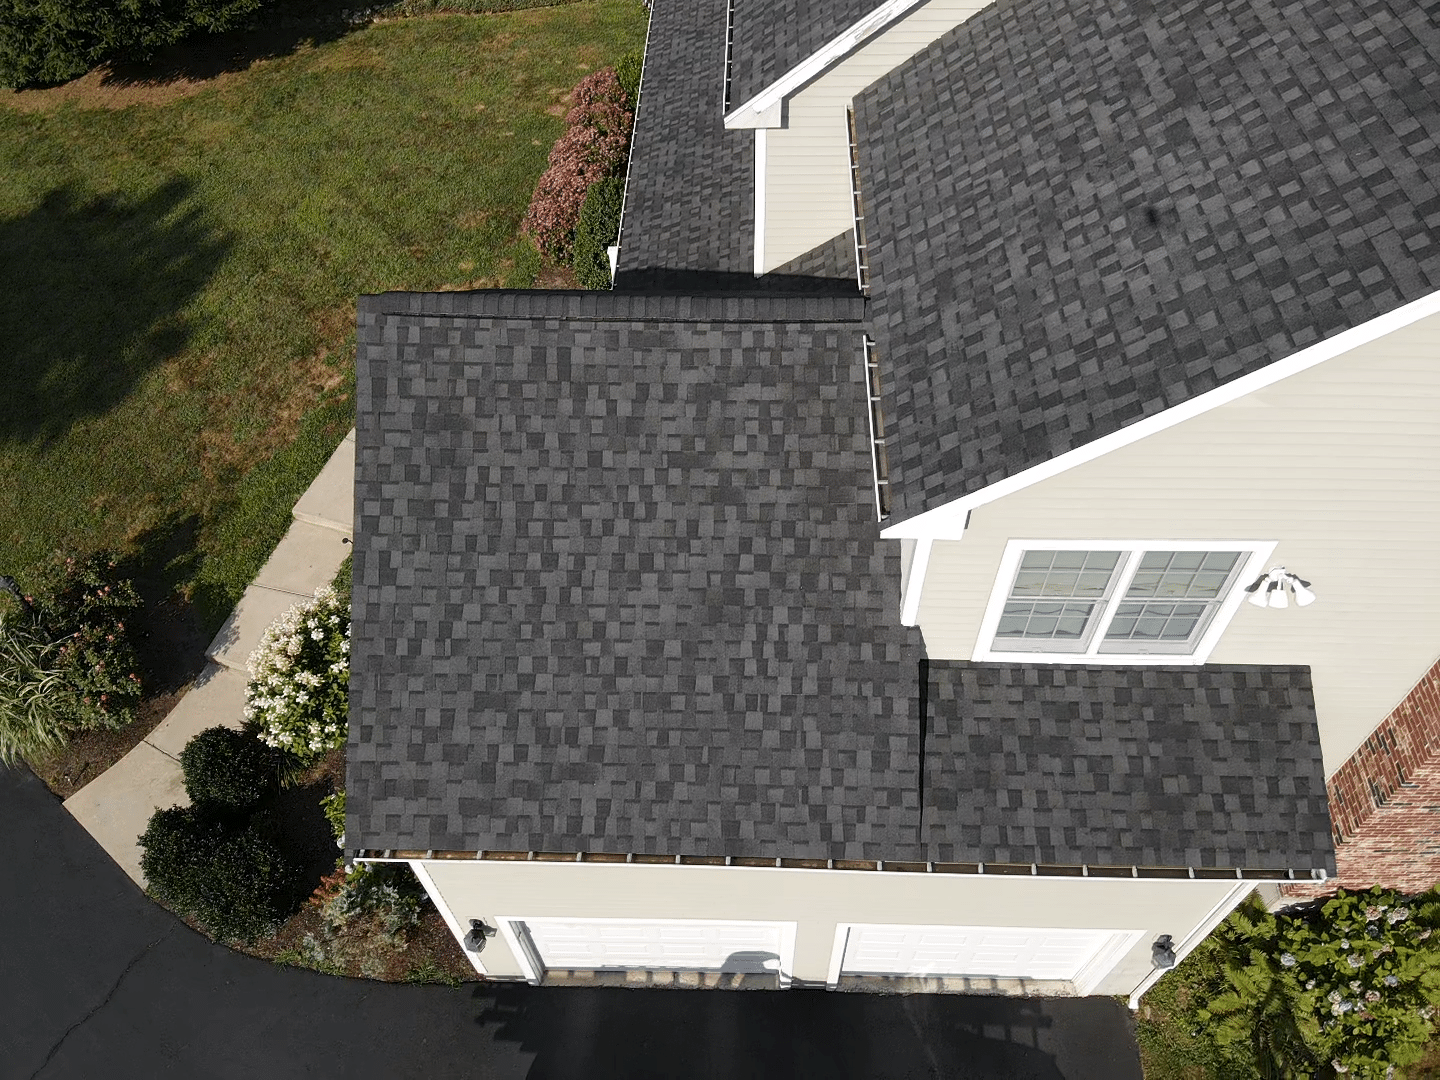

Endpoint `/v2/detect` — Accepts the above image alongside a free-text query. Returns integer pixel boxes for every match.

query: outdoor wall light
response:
[464,919,497,953]
[1152,934,1176,970]
[1245,567,1316,609]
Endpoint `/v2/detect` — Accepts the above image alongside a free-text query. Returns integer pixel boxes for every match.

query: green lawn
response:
[0,1,647,630]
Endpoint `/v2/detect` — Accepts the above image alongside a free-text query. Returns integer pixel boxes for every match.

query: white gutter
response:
[723,0,929,128]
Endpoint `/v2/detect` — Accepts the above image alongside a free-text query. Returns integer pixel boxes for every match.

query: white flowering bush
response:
[1200,887,1440,1079]
[243,585,349,765]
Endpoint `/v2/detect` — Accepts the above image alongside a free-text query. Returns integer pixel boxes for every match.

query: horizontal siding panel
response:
[916,311,1440,772]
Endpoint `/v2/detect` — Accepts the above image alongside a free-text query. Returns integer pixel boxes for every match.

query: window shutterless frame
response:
[972,540,1277,665]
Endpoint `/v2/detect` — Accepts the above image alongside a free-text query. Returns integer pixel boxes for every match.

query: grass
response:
[1134,934,1254,1080]
[0,1,647,631]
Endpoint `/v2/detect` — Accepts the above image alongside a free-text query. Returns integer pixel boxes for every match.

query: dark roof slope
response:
[728,0,890,107]
[924,663,1335,873]
[348,289,927,860]
[855,0,1440,521]
[616,0,755,280]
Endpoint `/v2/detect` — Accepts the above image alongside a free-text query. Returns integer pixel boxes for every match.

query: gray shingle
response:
[728,0,890,108]
[924,663,1335,872]
[349,289,926,860]
[856,0,1440,521]
[617,0,755,280]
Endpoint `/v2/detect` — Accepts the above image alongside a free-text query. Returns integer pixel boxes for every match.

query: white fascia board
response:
[900,537,934,626]
[752,128,767,276]
[723,0,928,129]
[880,288,1440,540]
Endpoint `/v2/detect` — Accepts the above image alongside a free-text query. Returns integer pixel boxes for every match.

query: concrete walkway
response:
[64,431,355,886]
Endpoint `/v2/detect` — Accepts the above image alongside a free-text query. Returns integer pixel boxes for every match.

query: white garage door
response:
[840,924,1112,982]
[514,918,789,976]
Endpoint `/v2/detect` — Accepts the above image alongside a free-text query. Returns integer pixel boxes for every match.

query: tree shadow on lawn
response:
[99,0,360,88]
[0,179,231,446]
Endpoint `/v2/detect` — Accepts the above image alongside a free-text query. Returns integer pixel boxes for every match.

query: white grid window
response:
[976,541,1274,665]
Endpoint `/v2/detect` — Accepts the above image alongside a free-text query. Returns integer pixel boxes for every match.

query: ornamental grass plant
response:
[0,552,143,765]
[243,584,349,767]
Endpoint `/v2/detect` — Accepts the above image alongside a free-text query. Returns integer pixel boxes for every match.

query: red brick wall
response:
[1283,659,1440,899]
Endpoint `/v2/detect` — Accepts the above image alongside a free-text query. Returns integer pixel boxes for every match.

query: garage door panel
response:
[842,924,1112,982]
[517,918,787,975]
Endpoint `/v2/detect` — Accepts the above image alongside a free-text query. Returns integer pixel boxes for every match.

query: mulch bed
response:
[26,589,212,799]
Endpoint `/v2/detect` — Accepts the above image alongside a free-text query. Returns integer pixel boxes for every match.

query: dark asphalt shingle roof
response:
[855,0,1440,522]
[728,0,890,108]
[923,663,1335,872]
[616,0,755,280]
[347,285,1333,872]
[348,289,926,861]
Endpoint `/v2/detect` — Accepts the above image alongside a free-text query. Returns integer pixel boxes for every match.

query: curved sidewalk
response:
[62,431,355,885]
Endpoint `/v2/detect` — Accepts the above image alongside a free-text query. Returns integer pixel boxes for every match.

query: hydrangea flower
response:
[1280,952,1297,967]
[244,585,350,766]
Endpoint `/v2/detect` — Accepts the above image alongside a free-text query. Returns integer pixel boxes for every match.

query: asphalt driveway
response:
[2,765,1144,1079]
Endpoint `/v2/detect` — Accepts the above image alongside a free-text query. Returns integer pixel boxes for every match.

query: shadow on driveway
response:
[2,765,1142,1079]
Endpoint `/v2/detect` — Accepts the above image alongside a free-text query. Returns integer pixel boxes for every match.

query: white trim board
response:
[880,288,1440,539]
[723,0,928,128]
[752,129,767,277]
[970,539,1276,666]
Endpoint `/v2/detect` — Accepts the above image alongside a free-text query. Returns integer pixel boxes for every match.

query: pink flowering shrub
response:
[522,68,633,259]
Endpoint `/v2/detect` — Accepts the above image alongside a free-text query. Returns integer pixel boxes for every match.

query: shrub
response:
[319,862,424,938]
[614,48,642,108]
[572,175,624,289]
[522,67,632,258]
[243,584,349,766]
[0,551,143,764]
[1200,889,1440,1079]
[0,0,266,89]
[36,552,144,730]
[179,726,282,812]
[140,804,302,943]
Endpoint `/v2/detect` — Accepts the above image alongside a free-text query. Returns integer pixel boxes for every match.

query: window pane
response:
[1121,551,1240,602]
[999,552,1121,646]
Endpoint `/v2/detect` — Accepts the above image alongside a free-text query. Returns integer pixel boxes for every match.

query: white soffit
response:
[880,288,1440,540]
[723,0,929,129]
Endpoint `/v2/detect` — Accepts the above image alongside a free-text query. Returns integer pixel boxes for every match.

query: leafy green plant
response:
[0,0,265,88]
[37,552,144,730]
[614,47,642,107]
[319,862,425,939]
[572,175,624,289]
[243,584,349,766]
[140,804,302,943]
[178,725,282,812]
[405,958,461,987]
[321,790,346,845]
[1201,889,1440,1079]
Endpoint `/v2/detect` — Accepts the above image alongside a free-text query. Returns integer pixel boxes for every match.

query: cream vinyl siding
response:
[757,0,996,273]
[414,858,1243,997]
[914,311,1440,771]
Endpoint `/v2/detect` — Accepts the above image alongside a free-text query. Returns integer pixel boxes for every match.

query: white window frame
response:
[972,539,1276,665]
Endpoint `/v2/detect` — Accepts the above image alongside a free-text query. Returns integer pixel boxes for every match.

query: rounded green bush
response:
[179,725,282,812]
[573,176,625,290]
[140,805,301,943]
